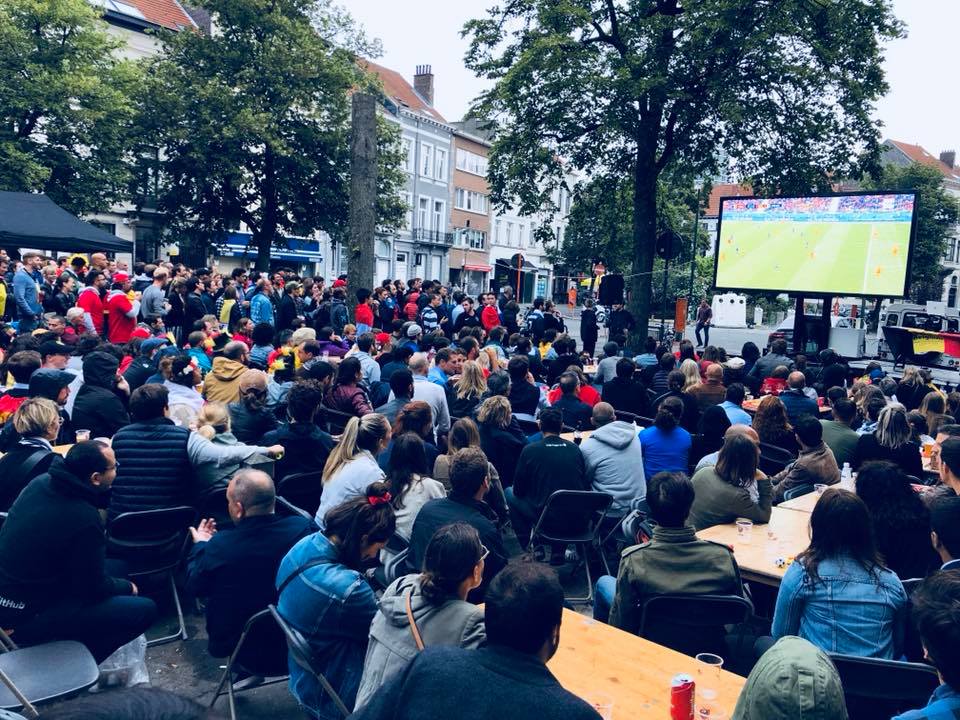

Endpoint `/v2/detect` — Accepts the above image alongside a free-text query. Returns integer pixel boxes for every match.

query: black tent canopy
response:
[0,191,133,253]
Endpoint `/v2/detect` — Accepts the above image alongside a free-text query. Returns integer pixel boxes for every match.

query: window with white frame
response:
[517,224,525,247]
[457,228,486,249]
[402,192,413,230]
[417,197,429,230]
[455,148,488,176]
[454,188,488,214]
[420,143,433,178]
[401,138,413,172]
[494,219,501,244]
[434,148,447,182]
[432,200,444,232]
[505,221,513,246]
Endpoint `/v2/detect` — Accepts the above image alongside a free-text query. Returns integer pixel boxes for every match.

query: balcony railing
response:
[412,228,455,246]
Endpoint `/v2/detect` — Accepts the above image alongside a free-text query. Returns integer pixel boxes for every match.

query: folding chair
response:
[782,484,814,501]
[758,442,795,476]
[195,486,230,526]
[320,404,357,436]
[106,506,197,646]
[639,594,754,660]
[614,410,640,425]
[208,609,289,720]
[830,653,940,720]
[514,417,540,436]
[277,471,324,517]
[0,629,98,718]
[268,605,350,719]
[901,577,924,596]
[527,490,613,603]
[275,496,316,525]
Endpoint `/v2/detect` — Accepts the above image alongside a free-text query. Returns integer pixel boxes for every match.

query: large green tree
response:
[135,0,405,269]
[0,0,139,214]
[464,0,902,348]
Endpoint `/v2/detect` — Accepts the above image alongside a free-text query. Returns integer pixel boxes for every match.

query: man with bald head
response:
[695,424,760,473]
[580,402,647,512]
[779,370,819,426]
[687,363,726,412]
[185,469,313,662]
[399,352,450,437]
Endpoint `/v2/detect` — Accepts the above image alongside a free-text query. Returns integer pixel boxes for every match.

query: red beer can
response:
[670,673,695,720]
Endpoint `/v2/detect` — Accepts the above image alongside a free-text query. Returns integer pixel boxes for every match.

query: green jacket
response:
[688,467,772,531]
[732,635,848,720]
[608,525,741,635]
[819,419,858,469]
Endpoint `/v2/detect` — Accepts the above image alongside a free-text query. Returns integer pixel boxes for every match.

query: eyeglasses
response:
[479,544,489,562]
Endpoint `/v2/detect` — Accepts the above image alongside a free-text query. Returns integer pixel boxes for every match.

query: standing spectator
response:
[249,278,275,327]
[76,270,108,336]
[453,297,481,333]
[580,298,598,358]
[771,488,908,658]
[480,293,500,332]
[39,265,57,314]
[606,301,635,342]
[770,416,840,503]
[819,397,859,468]
[748,339,795,382]
[13,252,44,333]
[72,351,130,439]
[601,358,649,418]
[277,484,396,719]
[48,273,78,317]
[779,371,819,426]
[181,277,207,338]
[689,434,772,530]
[476,396,527,490]
[852,404,923,477]
[330,287,349,334]
[106,273,141,344]
[276,281,301,332]
[580,402,646,513]
[639,396,692,478]
[140,267,169,320]
[417,293,442,334]
[694,298,712,347]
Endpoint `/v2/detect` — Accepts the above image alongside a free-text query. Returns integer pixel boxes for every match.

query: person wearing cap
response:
[122,337,170,392]
[104,273,141,344]
[401,323,422,353]
[13,252,44,334]
[38,340,70,371]
[939,437,960,495]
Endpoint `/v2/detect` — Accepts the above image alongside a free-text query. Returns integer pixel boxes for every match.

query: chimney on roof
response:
[414,65,434,106]
[941,150,956,169]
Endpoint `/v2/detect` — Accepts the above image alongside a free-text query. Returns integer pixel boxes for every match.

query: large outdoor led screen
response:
[713,192,917,297]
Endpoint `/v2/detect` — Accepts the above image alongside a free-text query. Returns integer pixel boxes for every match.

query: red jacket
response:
[106,290,140,344]
[480,305,500,331]
[547,384,601,407]
[76,287,105,335]
[355,303,374,328]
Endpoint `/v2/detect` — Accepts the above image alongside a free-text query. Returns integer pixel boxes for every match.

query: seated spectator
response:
[72,350,130,439]
[896,365,930,412]
[856,391,886,436]
[375,368,414,425]
[694,424,760,473]
[122,337,169,392]
[814,349,848,395]
[649,352,675,396]
[546,364,599,407]
[265,351,297,419]
[852,403,923,477]
[378,401,440,472]
[907,410,935,446]
[546,337,582,386]
[432,418,506,521]
[351,562,598,720]
[654,369,700,432]
[687,363,726,413]
[594,471,741,643]
[748,339,794,382]
[880,375,900,405]
[315,325,351,358]
[476,396,528,490]
[162,354,204,428]
[856,460,938,580]
[277,483,396,718]
[0,441,157,663]
[753,395,799,455]
[315,413,391,528]
[731,636,847,720]
[506,408,587,550]
[0,398,64,511]
[449,360,486,418]
[639,396,691,479]
[580,402,646,514]
[184,330,212,375]
[771,415,840,503]
[633,336,659,368]
[262,381,334,482]
[601,358,649,418]
[203,341,250,403]
[506,355,540,416]
[380,344,413,385]
[931,494,960,572]
[227,369,279,443]
[353,333,381,385]
[594,341,621,384]
[771,487,908,658]
[384,432,445,546]
[921,392,955,439]
[0,350,40,425]
[427,347,462,387]
[689,434,772,530]
[355,523,486,709]
[248,323,275,369]
[185,469,313,661]
[679,358,701,394]
[819,397,859,468]
[550,371,593,430]
[410,447,508,602]
[406,353,451,438]
[690,405,732,468]
[759,365,790,396]
[719,383,752,426]
[939,438,960,495]
[779,371,819,426]
[0,367,74,450]
[325,356,374,418]
[193,403,280,492]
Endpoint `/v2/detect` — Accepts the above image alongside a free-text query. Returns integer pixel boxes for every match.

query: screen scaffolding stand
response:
[792,297,806,356]
[791,295,832,356]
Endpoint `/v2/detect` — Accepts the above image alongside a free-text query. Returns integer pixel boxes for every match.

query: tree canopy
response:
[0,0,139,214]
[464,0,903,347]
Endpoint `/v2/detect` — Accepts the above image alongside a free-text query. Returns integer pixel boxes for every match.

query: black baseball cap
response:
[38,341,70,358]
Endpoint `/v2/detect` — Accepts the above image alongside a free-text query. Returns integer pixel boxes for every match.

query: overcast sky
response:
[349,0,959,157]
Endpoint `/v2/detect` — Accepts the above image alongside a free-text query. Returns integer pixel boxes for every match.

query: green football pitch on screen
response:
[714,219,911,296]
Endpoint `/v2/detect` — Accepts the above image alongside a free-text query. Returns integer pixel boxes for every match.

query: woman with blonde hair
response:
[450,360,487,417]
[315,413,391,528]
[679,358,701,392]
[853,403,922,476]
[753,395,798,454]
[476,396,527,488]
[897,365,928,411]
[0,398,63,510]
[920,391,954,439]
[192,402,282,491]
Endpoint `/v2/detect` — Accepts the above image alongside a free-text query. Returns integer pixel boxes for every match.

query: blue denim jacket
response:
[893,684,960,720]
[772,554,908,659]
[276,533,377,719]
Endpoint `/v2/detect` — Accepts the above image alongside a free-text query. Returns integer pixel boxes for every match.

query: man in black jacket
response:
[261,381,334,482]
[550,372,593,431]
[350,563,601,720]
[507,355,540,417]
[0,441,157,662]
[601,358,649,418]
[185,469,313,662]
[72,350,131,439]
[409,447,507,602]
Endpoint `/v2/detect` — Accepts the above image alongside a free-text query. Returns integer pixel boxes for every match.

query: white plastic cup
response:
[814,483,827,495]
[75,429,91,442]
[735,518,753,543]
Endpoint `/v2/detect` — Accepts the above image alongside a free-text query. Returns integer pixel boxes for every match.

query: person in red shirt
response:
[480,293,501,332]
[76,270,108,336]
[106,273,141,344]
[354,288,374,333]
[403,293,420,321]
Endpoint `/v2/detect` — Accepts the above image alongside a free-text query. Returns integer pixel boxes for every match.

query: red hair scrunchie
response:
[368,492,391,506]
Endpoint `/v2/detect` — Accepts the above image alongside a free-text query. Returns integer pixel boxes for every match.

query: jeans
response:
[13,595,158,663]
[695,322,709,346]
[593,575,617,623]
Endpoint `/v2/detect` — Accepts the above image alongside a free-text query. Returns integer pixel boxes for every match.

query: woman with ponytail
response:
[355,522,486,709]
[639,395,692,479]
[192,402,283,492]
[227,369,279,443]
[314,413,391,528]
[277,483,396,718]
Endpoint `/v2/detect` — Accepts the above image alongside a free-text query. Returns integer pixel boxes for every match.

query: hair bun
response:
[364,481,390,498]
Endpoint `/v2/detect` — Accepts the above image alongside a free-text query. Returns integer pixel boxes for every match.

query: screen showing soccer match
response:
[713,192,916,297]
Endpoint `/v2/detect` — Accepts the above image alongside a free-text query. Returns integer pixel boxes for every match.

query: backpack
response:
[330,302,348,334]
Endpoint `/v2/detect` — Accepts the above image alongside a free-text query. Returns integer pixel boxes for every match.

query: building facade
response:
[448,127,492,296]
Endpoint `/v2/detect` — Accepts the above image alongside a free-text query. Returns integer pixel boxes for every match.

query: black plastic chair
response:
[637,415,656,427]
[277,471,324,517]
[759,442,795,476]
[196,486,230,526]
[106,506,197,646]
[275,496,316,525]
[638,594,753,659]
[0,628,99,717]
[515,417,540,436]
[268,605,350,718]
[527,490,613,603]
[901,577,925,596]
[208,609,289,720]
[320,404,357,436]
[614,410,640,425]
[830,652,940,720]
[782,484,815,501]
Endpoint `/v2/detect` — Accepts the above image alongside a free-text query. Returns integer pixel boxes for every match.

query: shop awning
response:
[0,191,133,253]
[223,232,322,263]
[463,263,492,272]
[495,257,539,272]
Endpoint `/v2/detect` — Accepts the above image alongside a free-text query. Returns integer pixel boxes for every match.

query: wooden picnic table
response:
[777,490,821,514]
[549,608,746,719]
[741,397,831,416]
[696,507,811,587]
[559,430,595,443]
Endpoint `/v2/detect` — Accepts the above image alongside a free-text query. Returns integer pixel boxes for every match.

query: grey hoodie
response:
[732,636,848,720]
[579,420,646,510]
[355,573,485,709]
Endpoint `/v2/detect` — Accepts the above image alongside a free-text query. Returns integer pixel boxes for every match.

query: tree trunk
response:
[346,92,378,318]
[627,150,658,353]
[256,145,279,272]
